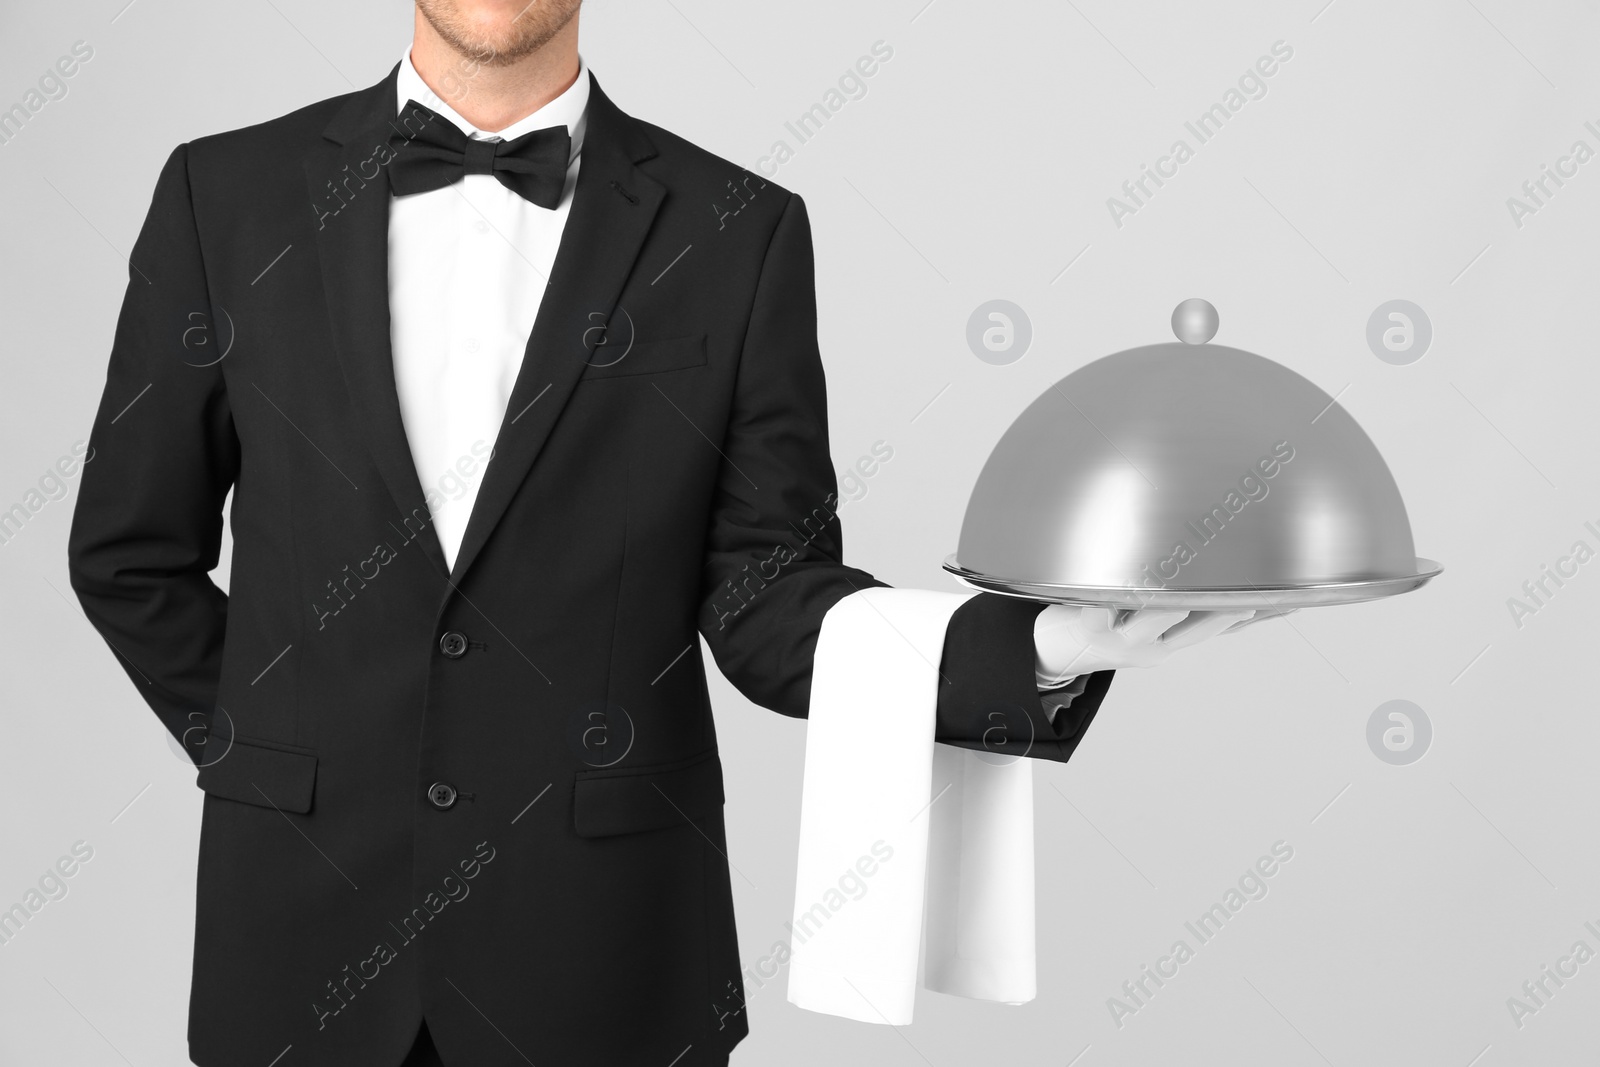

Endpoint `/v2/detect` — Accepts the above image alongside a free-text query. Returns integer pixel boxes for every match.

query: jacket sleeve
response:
[66,143,240,765]
[695,191,1112,762]
[931,594,1116,763]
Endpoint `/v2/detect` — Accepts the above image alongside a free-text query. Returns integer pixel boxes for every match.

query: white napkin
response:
[786,587,1037,1025]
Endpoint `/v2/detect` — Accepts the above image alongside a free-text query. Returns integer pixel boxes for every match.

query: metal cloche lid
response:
[945,300,1441,610]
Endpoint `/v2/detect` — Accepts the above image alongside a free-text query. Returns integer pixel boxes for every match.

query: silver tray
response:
[943,555,1443,611]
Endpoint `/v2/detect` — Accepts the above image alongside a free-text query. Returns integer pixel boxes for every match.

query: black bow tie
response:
[387,99,572,209]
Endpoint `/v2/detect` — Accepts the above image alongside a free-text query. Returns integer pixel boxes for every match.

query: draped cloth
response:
[786,588,1037,1025]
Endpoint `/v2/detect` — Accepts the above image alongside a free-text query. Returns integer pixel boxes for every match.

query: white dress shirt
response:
[388,51,590,570]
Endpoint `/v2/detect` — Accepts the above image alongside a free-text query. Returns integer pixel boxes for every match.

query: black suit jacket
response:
[67,65,1112,1067]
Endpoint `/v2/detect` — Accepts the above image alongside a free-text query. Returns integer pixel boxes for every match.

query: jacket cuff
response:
[934,593,1114,763]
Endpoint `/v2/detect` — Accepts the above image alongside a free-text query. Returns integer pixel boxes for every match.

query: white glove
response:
[1033,604,1268,687]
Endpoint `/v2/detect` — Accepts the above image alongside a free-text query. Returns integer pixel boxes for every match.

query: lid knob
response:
[1171,298,1219,345]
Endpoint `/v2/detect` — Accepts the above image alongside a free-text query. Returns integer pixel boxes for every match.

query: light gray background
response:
[2,1,1596,1064]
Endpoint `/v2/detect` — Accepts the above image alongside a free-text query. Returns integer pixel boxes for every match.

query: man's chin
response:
[444,35,525,66]
[418,0,578,66]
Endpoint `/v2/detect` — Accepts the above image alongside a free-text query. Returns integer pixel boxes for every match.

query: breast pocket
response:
[579,333,707,381]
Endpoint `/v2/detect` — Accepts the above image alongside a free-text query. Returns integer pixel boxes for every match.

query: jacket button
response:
[427,781,458,810]
[439,631,468,658]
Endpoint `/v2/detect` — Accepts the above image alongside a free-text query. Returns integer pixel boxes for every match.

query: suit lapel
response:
[446,75,665,588]
[304,64,452,581]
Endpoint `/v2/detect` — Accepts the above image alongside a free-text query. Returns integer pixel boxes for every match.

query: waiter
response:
[67,2,1250,1064]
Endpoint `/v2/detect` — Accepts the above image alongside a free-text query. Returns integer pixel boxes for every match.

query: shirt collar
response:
[395,49,590,160]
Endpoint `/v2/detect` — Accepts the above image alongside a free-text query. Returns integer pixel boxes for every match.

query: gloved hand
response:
[1033,604,1276,687]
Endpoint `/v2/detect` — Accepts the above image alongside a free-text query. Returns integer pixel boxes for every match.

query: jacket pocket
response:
[195,736,318,814]
[578,333,707,380]
[572,749,724,838]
